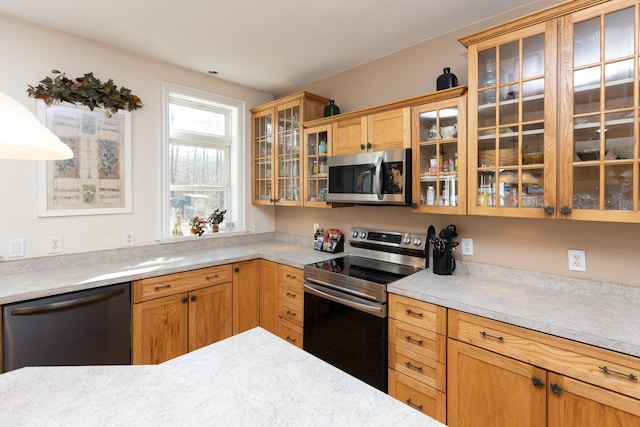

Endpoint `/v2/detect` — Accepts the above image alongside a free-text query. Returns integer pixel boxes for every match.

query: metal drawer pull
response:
[286,274,297,279]
[205,274,219,280]
[405,309,423,317]
[286,310,297,316]
[286,336,296,343]
[405,335,423,345]
[599,366,638,381]
[405,398,423,410]
[286,292,297,298]
[154,284,172,291]
[405,361,423,372]
[480,331,504,341]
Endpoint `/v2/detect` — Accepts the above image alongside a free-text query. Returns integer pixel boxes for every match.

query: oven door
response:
[303,281,388,392]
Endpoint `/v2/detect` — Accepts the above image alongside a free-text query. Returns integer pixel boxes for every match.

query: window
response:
[161,83,244,238]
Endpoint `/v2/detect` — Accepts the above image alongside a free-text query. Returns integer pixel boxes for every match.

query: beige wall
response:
[276,0,640,287]
[0,14,275,258]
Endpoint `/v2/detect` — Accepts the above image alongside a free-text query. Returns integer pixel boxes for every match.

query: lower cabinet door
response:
[388,369,446,423]
[133,293,189,364]
[188,283,232,352]
[447,339,546,427]
[547,373,640,427]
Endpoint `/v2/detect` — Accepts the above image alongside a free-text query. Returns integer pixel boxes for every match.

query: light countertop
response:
[0,327,443,427]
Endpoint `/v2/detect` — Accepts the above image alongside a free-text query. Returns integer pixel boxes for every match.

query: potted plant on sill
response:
[208,209,227,233]
[188,215,208,236]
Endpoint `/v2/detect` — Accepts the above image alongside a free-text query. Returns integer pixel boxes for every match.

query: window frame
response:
[160,82,245,240]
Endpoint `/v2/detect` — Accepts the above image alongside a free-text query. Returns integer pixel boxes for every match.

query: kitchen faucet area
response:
[1,0,640,425]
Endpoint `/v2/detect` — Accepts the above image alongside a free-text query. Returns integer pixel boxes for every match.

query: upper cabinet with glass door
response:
[413,95,467,215]
[465,21,558,218]
[303,124,332,207]
[251,92,329,206]
[558,0,640,222]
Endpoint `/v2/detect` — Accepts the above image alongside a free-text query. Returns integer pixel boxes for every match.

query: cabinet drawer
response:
[133,265,232,303]
[279,265,303,287]
[389,318,446,363]
[388,369,446,423]
[389,343,446,392]
[278,299,303,327]
[277,318,303,349]
[449,310,640,400]
[279,280,303,307]
[389,294,447,335]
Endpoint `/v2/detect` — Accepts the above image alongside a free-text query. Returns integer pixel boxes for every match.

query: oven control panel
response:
[349,227,426,251]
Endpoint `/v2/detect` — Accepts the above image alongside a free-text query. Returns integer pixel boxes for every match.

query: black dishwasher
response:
[2,282,131,372]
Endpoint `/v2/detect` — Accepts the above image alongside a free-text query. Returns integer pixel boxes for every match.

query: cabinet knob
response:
[181,296,188,304]
[560,205,572,215]
[190,295,196,302]
[543,205,555,215]
[532,376,545,388]
[366,142,372,149]
[234,267,240,273]
[550,383,564,395]
[360,143,366,150]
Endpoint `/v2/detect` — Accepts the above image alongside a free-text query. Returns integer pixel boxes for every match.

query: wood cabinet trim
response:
[133,265,232,303]
[458,0,610,47]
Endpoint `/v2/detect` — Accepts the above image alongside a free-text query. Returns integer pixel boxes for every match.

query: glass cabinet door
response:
[252,110,273,204]
[413,96,467,215]
[469,21,556,217]
[560,3,638,220]
[276,103,302,205]
[303,124,331,207]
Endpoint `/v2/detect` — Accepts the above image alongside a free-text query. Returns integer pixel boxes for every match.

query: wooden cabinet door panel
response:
[333,117,366,155]
[259,260,279,335]
[188,283,232,352]
[232,260,260,334]
[133,293,188,364]
[547,373,640,427]
[388,369,447,423]
[277,318,303,349]
[448,339,546,427]
[367,108,410,151]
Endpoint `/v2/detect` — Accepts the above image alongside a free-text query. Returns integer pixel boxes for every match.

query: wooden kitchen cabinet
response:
[387,294,447,423]
[232,260,260,335]
[412,94,468,214]
[447,309,640,427]
[332,107,411,155]
[251,92,329,206]
[132,265,233,364]
[276,264,304,348]
[259,259,279,335]
[303,124,332,207]
[462,0,640,222]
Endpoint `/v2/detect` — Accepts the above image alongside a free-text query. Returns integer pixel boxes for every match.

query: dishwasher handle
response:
[304,282,386,318]
[11,287,126,316]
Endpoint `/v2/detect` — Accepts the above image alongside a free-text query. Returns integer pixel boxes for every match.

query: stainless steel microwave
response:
[326,148,411,205]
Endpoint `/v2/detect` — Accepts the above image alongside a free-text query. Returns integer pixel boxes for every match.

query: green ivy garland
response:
[27,70,142,116]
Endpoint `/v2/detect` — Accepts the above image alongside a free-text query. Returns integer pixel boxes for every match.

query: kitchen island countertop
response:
[0,327,442,427]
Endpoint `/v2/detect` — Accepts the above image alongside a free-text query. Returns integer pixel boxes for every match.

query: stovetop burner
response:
[307,255,421,285]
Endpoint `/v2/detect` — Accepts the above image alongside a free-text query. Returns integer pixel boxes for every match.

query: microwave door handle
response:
[374,156,383,200]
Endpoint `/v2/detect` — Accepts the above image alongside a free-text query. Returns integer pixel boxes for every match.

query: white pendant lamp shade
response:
[0,91,73,160]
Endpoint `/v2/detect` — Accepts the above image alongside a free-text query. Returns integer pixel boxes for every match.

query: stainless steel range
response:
[303,227,427,392]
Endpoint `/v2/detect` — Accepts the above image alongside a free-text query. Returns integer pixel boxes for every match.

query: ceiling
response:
[0,0,549,95]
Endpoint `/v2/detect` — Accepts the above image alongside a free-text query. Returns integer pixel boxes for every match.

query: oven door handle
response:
[304,282,386,318]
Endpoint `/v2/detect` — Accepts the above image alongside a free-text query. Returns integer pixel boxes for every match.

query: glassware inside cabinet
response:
[305,128,329,204]
[417,107,459,207]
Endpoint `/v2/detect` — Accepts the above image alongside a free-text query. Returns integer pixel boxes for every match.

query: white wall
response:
[0,14,275,259]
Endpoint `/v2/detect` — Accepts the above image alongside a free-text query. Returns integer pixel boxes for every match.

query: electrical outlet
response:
[123,232,135,247]
[252,222,259,232]
[7,239,25,258]
[568,249,586,272]
[313,223,320,235]
[48,236,63,254]
[461,238,474,256]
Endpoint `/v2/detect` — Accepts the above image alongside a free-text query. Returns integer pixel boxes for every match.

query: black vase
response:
[324,100,340,117]
[436,67,458,91]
